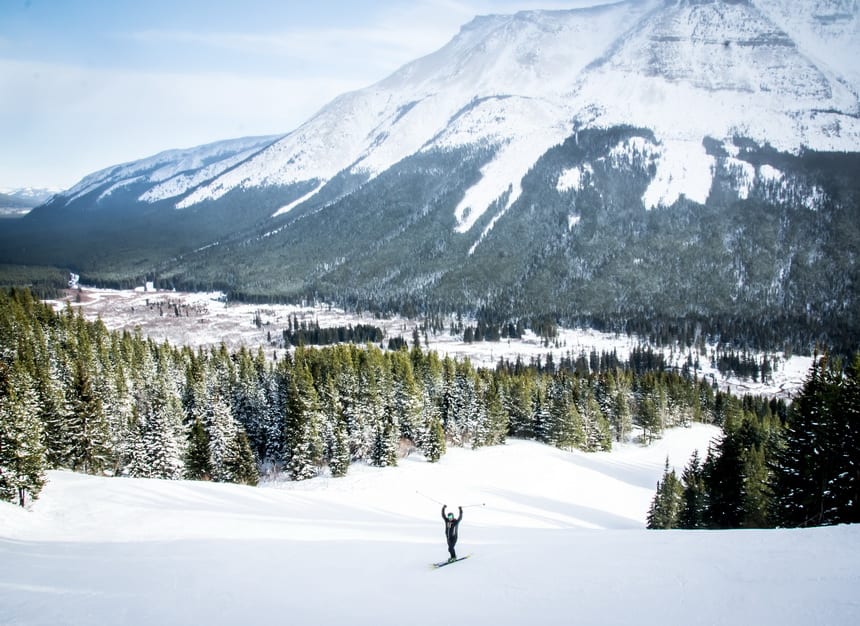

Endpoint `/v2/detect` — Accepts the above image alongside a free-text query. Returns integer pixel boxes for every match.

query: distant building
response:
[145,281,155,292]
[68,272,80,288]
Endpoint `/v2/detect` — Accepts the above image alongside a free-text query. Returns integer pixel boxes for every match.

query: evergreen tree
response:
[770,354,860,526]
[32,354,71,469]
[678,449,707,529]
[227,429,259,486]
[184,418,211,480]
[423,414,447,462]
[0,360,47,506]
[67,357,111,475]
[328,421,351,477]
[637,396,661,444]
[578,385,611,452]
[832,354,860,523]
[127,357,185,480]
[284,361,324,480]
[205,394,238,482]
[647,458,683,529]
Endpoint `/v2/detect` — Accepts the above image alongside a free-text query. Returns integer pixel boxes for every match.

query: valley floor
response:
[54,287,813,400]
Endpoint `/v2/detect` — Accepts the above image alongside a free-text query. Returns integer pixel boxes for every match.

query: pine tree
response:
[128,355,185,480]
[423,415,447,462]
[679,449,707,529]
[228,429,259,486]
[637,396,661,444]
[504,374,534,438]
[184,418,211,480]
[32,355,71,469]
[770,354,860,526]
[389,351,421,448]
[328,421,350,477]
[647,458,683,529]
[206,393,239,482]
[578,385,611,452]
[0,360,47,506]
[832,354,860,524]
[67,357,111,475]
[284,361,324,480]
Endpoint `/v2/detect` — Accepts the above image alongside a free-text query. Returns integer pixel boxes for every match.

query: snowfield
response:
[2,425,859,625]
[54,287,813,400]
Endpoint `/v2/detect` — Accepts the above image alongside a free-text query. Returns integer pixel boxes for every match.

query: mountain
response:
[1,0,859,351]
[0,187,58,217]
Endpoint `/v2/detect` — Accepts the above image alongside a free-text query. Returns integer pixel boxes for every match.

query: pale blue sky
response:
[0,1,610,189]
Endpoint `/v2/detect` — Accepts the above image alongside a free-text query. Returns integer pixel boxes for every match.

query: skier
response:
[441,504,463,561]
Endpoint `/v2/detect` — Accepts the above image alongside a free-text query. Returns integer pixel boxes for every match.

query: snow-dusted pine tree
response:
[0,360,47,506]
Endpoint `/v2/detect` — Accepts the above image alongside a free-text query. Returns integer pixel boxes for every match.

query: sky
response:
[0,0,612,191]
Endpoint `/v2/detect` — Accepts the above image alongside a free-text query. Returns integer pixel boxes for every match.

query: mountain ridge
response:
[1,0,858,352]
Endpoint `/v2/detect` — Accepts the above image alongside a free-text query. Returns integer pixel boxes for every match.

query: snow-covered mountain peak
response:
[54,0,860,239]
[557,0,859,211]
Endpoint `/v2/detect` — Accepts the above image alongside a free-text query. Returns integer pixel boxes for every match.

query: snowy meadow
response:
[57,287,811,399]
[3,425,858,626]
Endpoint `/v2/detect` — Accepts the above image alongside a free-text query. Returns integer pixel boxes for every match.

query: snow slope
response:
[50,1,860,254]
[2,425,859,625]
[175,0,860,227]
[62,135,282,205]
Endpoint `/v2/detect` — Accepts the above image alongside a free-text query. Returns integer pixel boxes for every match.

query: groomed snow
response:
[2,425,858,626]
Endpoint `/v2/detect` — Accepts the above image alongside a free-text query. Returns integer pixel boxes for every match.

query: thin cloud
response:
[0,58,360,188]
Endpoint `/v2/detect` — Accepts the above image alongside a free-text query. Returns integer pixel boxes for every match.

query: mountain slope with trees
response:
[1,1,859,354]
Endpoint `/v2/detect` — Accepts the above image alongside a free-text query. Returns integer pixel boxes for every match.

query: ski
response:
[432,555,470,569]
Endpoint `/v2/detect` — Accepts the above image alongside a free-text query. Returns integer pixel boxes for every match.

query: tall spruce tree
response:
[0,360,47,506]
[284,361,324,480]
[68,357,111,474]
[647,458,683,529]
[678,449,707,529]
[184,418,212,480]
[770,354,860,526]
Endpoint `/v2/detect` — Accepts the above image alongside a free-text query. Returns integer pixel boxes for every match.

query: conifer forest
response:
[1,287,715,506]
[648,353,860,529]
[2,286,857,531]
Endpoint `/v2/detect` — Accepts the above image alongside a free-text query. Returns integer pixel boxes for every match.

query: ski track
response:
[2,429,859,626]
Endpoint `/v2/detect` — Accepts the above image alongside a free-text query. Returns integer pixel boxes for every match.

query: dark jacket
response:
[442,505,463,545]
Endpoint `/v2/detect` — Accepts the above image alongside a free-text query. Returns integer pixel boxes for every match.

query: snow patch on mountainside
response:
[444,97,570,237]
[642,140,715,209]
[725,157,757,200]
[271,183,325,218]
[97,177,143,202]
[755,0,860,87]
[759,164,784,183]
[557,167,584,193]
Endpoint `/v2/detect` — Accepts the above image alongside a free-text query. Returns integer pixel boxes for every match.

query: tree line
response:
[3,287,728,507]
[648,353,860,529]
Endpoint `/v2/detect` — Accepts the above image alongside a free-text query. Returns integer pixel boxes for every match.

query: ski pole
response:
[415,490,444,505]
[461,503,486,509]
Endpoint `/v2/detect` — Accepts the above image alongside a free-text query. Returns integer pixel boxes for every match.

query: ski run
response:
[2,424,858,625]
